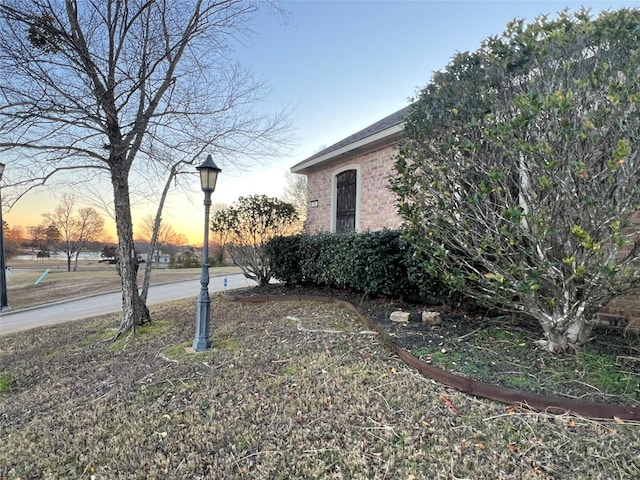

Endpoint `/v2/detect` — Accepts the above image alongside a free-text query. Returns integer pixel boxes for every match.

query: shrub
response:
[392,8,640,352]
[211,195,298,286]
[266,234,304,285]
[268,230,453,299]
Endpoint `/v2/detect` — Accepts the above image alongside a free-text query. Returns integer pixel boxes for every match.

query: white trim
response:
[292,124,404,174]
[330,164,361,233]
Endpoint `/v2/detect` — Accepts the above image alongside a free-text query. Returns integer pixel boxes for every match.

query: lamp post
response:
[0,162,8,311]
[192,154,222,352]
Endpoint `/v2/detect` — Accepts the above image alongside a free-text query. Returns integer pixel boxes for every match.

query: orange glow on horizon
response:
[6,197,203,247]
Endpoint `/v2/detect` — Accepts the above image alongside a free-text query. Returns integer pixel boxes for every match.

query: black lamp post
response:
[0,162,8,311]
[192,154,221,352]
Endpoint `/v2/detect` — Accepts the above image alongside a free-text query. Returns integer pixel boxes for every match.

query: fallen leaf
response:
[508,443,518,452]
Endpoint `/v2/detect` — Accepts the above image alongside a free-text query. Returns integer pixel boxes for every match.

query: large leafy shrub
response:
[393,9,640,352]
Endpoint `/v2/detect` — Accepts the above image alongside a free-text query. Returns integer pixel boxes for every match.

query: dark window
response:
[335,169,356,233]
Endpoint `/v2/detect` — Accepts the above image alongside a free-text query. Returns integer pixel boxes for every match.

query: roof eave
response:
[291,123,404,175]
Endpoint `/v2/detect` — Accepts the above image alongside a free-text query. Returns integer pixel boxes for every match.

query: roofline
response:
[291,122,405,174]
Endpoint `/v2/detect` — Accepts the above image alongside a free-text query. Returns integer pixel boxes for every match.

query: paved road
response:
[0,273,255,336]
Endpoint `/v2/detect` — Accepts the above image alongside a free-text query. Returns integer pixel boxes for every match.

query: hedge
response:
[267,229,451,299]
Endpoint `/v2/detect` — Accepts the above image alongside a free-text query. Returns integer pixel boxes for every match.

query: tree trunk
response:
[73,250,80,272]
[140,164,177,303]
[112,169,150,334]
[66,254,72,272]
[540,314,594,353]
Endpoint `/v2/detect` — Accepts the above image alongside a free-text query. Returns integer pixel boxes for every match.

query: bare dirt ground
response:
[0,285,639,478]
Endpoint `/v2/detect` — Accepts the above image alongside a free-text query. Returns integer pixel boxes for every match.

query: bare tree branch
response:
[0,0,293,333]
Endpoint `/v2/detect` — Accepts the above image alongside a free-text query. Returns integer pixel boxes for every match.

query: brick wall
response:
[598,210,640,330]
[305,163,331,233]
[304,143,403,234]
[359,145,404,232]
[598,295,640,330]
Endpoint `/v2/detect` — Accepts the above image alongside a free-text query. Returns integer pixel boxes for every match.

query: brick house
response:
[290,106,410,233]
[291,105,640,329]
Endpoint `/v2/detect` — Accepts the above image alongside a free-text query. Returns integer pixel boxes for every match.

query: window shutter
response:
[336,169,356,233]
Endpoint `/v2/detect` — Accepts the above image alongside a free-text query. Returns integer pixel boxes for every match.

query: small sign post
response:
[35,268,50,286]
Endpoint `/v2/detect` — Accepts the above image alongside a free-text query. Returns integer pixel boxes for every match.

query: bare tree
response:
[73,206,105,270]
[0,1,292,334]
[44,223,61,255]
[137,208,179,303]
[27,225,46,258]
[3,222,23,258]
[136,155,183,303]
[137,215,178,256]
[43,194,105,271]
[282,172,307,232]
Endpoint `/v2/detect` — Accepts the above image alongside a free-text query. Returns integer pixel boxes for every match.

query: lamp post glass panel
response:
[0,162,8,311]
[192,155,221,351]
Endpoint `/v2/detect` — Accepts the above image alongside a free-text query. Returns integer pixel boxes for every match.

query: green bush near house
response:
[265,234,304,284]
[267,230,453,300]
[392,8,640,353]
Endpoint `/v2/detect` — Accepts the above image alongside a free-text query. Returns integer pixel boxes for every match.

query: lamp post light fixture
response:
[192,154,222,352]
[0,162,8,311]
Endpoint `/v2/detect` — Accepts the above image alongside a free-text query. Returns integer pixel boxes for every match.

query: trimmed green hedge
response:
[267,230,450,299]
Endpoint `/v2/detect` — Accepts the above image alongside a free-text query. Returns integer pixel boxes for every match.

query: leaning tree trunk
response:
[112,168,151,334]
[140,164,177,303]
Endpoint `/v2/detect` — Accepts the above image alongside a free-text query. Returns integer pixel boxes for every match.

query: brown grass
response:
[1,296,639,479]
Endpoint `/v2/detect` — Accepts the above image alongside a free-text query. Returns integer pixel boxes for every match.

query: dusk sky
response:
[5,0,635,244]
